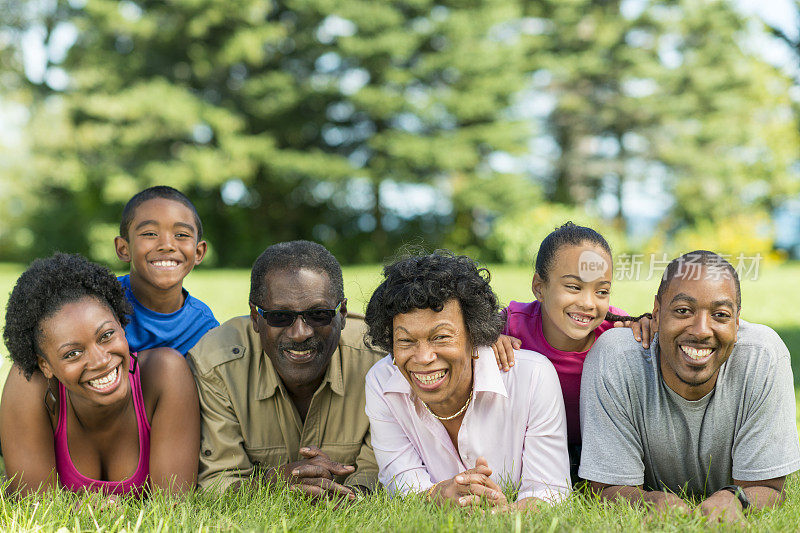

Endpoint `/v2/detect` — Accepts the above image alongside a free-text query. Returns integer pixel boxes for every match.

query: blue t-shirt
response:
[118,274,219,355]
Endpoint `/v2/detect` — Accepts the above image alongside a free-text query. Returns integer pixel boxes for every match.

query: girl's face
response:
[533,242,612,352]
[36,296,131,406]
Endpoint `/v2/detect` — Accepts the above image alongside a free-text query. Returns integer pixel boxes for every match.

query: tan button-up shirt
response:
[187,313,384,492]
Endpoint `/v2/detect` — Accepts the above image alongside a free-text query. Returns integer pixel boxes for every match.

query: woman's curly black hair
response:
[365,251,504,353]
[3,253,132,379]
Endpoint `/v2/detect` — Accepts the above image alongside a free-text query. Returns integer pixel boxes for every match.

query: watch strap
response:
[720,484,750,510]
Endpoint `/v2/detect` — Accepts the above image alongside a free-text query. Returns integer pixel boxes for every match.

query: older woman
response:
[364,252,570,510]
[1,253,199,496]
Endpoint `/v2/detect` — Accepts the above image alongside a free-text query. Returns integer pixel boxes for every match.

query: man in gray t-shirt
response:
[580,251,800,522]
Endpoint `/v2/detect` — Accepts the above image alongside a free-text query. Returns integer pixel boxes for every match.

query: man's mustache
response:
[279,338,323,353]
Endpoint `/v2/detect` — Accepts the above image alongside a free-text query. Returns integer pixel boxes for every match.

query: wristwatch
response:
[720,484,750,510]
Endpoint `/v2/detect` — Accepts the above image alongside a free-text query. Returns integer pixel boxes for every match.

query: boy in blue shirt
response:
[114,186,219,355]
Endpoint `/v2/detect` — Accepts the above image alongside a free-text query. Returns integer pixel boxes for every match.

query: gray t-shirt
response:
[579,320,800,497]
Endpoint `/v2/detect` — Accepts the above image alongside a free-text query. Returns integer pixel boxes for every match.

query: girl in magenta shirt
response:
[492,222,651,481]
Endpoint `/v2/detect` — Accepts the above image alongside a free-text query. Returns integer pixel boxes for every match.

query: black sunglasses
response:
[252,300,344,328]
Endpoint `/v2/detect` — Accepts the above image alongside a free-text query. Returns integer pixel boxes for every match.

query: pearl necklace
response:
[422,387,473,421]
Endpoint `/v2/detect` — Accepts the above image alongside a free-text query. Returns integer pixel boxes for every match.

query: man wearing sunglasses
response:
[188,240,384,500]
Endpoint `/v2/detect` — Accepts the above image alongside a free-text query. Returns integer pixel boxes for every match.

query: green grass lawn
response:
[2,478,800,532]
[0,262,799,530]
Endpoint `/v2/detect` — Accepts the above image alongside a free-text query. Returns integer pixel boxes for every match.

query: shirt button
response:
[232,348,240,354]
[204,449,212,456]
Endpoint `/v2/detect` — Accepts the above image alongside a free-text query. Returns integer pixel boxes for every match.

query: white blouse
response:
[365,346,571,503]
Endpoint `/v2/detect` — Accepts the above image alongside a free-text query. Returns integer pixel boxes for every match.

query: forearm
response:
[743,485,784,509]
[150,470,197,495]
[702,483,786,513]
[149,431,200,494]
[698,485,783,522]
[368,439,430,495]
[594,484,689,511]
[1,435,60,497]
[425,480,454,505]
[594,483,645,504]
[511,496,544,511]
[365,385,430,495]
[195,422,252,493]
[0,371,61,498]
[6,469,58,497]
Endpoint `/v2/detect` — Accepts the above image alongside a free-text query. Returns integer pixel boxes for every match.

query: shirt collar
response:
[473,346,508,397]
[650,332,660,360]
[384,363,412,394]
[256,337,345,400]
[382,345,508,398]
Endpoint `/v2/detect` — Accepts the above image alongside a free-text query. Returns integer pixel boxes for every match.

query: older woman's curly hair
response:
[365,251,504,353]
[3,253,132,379]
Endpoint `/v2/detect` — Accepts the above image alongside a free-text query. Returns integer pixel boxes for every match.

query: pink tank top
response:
[503,300,626,446]
[54,354,151,495]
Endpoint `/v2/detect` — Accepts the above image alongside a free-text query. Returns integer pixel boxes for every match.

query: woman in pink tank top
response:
[1,253,200,496]
[53,353,151,495]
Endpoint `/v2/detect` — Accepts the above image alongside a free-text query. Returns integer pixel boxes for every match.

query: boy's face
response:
[114,198,207,293]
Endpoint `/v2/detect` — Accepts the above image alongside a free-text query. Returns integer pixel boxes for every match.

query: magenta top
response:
[502,300,626,446]
[54,354,151,495]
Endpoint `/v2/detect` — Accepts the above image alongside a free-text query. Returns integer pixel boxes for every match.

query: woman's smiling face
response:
[36,296,130,404]
[533,242,612,352]
[391,299,474,416]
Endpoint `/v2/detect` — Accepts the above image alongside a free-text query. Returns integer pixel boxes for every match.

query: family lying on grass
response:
[0,186,797,525]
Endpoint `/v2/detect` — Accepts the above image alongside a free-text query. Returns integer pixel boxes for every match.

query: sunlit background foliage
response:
[0,0,798,267]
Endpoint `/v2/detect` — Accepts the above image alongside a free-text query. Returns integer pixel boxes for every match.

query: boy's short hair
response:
[120,186,203,241]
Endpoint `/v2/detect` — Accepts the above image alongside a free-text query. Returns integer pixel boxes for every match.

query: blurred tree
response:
[8,0,797,265]
[765,0,800,138]
[767,0,799,61]
[522,0,664,228]
[516,0,799,237]
[16,0,534,266]
[0,0,41,260]
[650,0,799,232]
[486,202,627,264]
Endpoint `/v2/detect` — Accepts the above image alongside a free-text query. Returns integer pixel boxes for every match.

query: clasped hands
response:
[428,457,512,512]
[270,446,358,504]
